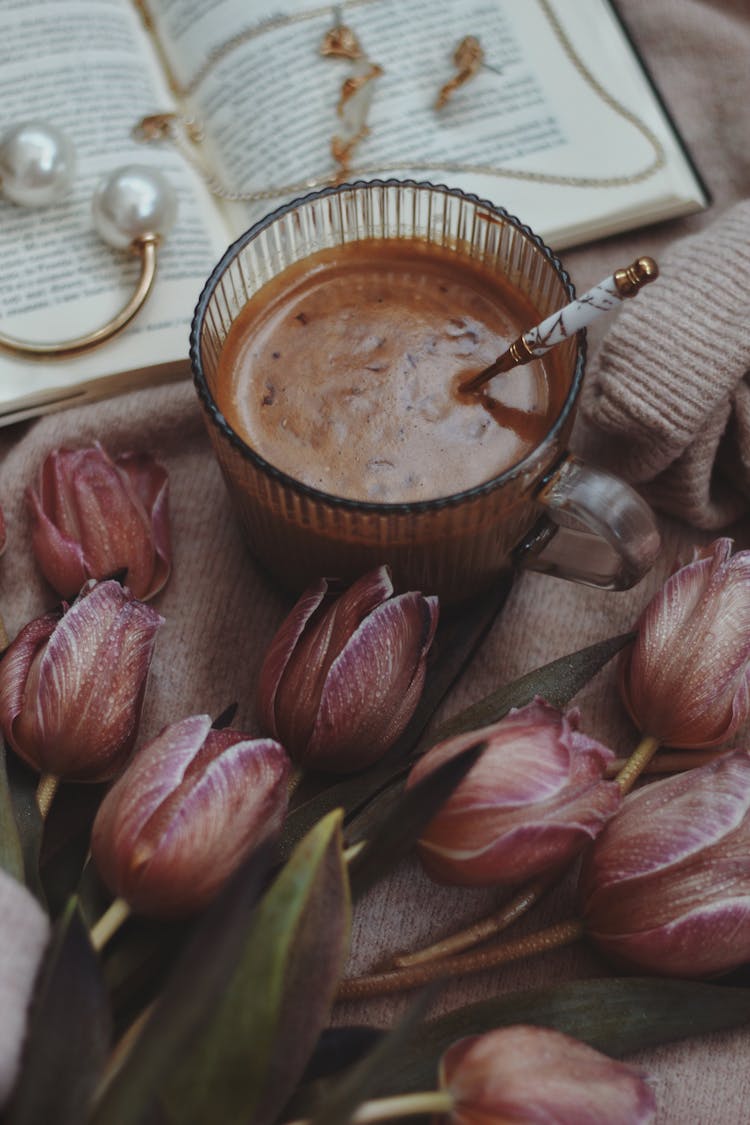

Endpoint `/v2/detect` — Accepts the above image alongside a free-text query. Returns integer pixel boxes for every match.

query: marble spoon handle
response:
[460,256,658,393]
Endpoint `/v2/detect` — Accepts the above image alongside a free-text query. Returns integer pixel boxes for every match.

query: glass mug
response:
[191,181,660,605]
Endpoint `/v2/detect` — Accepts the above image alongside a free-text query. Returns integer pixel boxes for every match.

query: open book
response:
[0,0,708,426]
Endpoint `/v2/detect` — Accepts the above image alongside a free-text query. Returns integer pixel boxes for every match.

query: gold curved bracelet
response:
[0,235,158,360]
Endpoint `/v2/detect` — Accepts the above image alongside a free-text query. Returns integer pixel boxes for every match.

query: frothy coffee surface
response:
[215,240,557,503]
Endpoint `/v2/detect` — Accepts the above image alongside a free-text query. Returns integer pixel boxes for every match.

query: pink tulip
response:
[620,537,750,748]
[258,566,438,773]
[92,714,290,917]
[0,870,50,1108]
[407,700,620,887]
[580,750,750,978]
[27,443,171,601]
[440,1026,655,1124]
[0,580,162,781]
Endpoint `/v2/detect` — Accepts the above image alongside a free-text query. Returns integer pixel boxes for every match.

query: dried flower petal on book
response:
[92,714,290,918]
[619,537,750,748]
[580,750,750,977]
[27,442,171,601]
[0,579,162,781]
[440,1026,655,1124]
[408,699,620,886]
[258,565,438,773]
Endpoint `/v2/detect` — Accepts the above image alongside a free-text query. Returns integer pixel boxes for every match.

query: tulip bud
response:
[440,1026,655,1124]
[580,750,750,978]
[257,565,438,773]
[27,443,171,601]
[91,714,290,917]
[620,537,750,748]
[0,869,50,1108]
[0,580,163,781]
[408,700,621,887]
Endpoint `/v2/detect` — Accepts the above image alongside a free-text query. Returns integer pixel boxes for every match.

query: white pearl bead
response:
[92,165,178,250]
[0,121,76,207]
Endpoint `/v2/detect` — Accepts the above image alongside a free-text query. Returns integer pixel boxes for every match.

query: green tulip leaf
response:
[346,631,633,845]
[430,630,634,743]
[279,581,512,859]
[348,741,486,901]
[4,746,45,904]
[307,989,436,1125]
[89,840,277,1125]
[158,810,351,1125]
[40,782,107,918]
[5,898,111,1125]
[354,977,750,1096]
[0,743,24,882]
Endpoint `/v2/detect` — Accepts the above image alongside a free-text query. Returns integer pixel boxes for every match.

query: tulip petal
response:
[0,612,59,766]
[622,539,750,747]
[116,451,171,598]
[257,579,329,740]
[273,567,396,754]
[441,1026,655,1125]
[0,505,6,557]
[581,752,750,894]
[29,581,162,778]
[91,715,214,871]
[305,590,437,772]
[96,730,289,916]
[590,895,750,979]
[409,701,619,887]
[27,484,89,599]
[419,781,621,887]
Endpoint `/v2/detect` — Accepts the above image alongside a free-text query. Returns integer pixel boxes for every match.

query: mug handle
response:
[513,455,661,590]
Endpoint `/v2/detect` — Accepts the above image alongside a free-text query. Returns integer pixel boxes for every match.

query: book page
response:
[144,0,706,248]
[0,0,232,418]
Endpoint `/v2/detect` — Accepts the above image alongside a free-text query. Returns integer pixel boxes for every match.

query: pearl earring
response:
[0,120,177,359]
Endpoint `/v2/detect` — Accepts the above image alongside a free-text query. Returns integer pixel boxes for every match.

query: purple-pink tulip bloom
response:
[0,580,162,781]
[27,443,171,601]
[408,700,621,887]
[620,537,750,748]
[440,1026,655,1124]
[258,565,438,773]
[580,750,750,978]
[92,714,290,918]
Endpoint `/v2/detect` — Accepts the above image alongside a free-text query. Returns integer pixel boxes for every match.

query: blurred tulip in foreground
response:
[620,537,750,748]
[440,1025,655,1124]
[0,580,162,781]
[0,870,50,1108]
[27,442,171,601]
[408,700,620,887]
[258,566,438,773]
[580,750,750,977]
[92,713,290,917]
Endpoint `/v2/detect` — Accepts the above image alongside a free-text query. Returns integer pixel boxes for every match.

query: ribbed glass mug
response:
[191,180,659,605]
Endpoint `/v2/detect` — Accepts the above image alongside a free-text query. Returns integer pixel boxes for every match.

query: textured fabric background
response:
[1,1,749,1120]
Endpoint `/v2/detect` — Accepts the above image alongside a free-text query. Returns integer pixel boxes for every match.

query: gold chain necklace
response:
[135,0,666,204]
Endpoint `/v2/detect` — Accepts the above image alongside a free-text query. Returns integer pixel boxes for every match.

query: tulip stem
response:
[36,774,60,819]
[284,1090,454,1124]
[90,897,131,952]
[607,749,726,778]
[338,917,584,1000]
[615,734,660,795]
[392,875,552,968]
